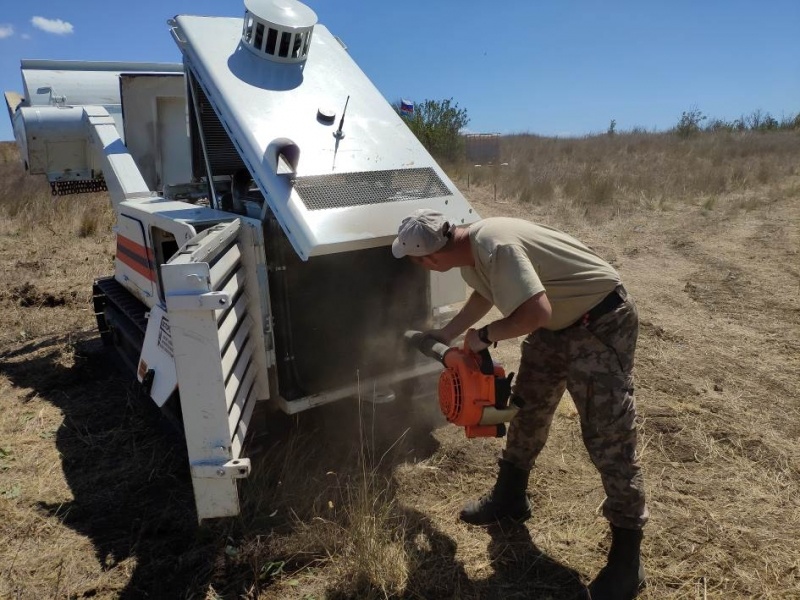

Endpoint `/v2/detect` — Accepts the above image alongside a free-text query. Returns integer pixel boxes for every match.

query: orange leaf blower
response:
[405,330,522,438]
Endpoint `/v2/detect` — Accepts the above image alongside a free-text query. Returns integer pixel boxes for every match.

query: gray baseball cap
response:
[391,209,449,258]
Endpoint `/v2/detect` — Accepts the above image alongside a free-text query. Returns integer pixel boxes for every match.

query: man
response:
[392,209,648,600]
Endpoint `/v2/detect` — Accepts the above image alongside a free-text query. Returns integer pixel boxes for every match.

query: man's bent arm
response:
[437,291,493,343]
[482,292,551,343]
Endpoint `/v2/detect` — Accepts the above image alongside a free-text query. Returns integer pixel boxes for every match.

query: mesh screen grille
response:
[293,167,452,210]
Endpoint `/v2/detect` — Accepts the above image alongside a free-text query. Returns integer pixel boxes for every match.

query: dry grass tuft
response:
[461,130,800,226]
[0,145,113,237]
[229,397,430,599]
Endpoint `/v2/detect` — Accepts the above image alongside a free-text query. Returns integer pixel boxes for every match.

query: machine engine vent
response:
[189,72,247,178]
[292,167,453,210]
[241,0,317,64]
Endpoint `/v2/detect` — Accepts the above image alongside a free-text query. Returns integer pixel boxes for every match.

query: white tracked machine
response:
[4,0,478,521]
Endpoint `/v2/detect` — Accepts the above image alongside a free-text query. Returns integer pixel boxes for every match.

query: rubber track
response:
[93,276,148,334]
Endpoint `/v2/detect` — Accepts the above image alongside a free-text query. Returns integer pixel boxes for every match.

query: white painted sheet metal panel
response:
[172,16,478,259]
[137,305,177,407]
[120,73,191,190]
[162,218,270,520]
[20,60,183,107]
[18,61,184,145]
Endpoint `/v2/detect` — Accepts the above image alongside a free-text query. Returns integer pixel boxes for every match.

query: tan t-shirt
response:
[460,218,620,330]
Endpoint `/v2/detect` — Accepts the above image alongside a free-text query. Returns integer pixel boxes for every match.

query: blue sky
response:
[1,1,798,141]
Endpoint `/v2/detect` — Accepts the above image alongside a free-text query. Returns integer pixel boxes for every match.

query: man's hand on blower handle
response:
[423,291,553,354]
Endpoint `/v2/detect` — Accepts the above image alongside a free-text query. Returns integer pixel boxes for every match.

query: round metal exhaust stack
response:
[241,0,317,63]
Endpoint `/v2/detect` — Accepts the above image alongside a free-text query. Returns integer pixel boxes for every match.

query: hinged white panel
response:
[161,218,271,521]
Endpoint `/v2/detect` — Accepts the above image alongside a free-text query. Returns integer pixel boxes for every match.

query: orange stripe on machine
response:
[117,235,155,262]
[116,236,156,282]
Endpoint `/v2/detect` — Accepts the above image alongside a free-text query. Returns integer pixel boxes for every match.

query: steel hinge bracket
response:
[191,458,251,479]
[166,290,232,311]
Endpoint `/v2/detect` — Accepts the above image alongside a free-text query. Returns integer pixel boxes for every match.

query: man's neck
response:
[450,226,475,267]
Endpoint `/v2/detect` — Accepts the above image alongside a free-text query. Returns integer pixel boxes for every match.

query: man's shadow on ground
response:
[484,521,587,599]
[399,514,586,600]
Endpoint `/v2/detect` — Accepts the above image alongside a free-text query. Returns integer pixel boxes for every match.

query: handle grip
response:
[405,330,495,375]
[475,347,495,376]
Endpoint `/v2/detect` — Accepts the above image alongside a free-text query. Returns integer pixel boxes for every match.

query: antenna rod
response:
[335,95,350,138]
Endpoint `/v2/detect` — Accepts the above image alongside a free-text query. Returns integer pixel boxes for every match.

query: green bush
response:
[395,98,469,163]
[675,107,706,139]
[696,109,798,133]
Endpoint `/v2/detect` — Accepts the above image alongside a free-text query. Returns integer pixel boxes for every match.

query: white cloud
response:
[0,24,14,39]
[31,16,74,35]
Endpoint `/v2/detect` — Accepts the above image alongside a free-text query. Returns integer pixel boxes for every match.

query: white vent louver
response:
[241,0,317,64]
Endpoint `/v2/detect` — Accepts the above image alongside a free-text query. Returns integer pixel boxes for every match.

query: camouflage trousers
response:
[503,292,649,530]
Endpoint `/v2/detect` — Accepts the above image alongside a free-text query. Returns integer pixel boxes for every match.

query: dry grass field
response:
[0,131,798,599]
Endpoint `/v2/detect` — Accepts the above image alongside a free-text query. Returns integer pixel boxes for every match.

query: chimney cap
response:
[244,0,317,29]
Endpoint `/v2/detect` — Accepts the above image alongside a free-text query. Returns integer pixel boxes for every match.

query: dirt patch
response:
[3,282,79,308]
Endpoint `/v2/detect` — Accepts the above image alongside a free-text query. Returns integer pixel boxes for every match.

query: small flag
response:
[400,99,414,116]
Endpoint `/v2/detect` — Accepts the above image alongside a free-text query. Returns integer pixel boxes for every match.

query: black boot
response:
[586,525,645,600]
[459,459,532,525]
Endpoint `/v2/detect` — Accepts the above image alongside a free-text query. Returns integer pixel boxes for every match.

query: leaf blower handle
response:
[460,331,494,376]
[476,347,495,376]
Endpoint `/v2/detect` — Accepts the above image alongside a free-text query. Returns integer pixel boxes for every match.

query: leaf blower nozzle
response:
[404,330,451,363]
[405,330,520,438]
